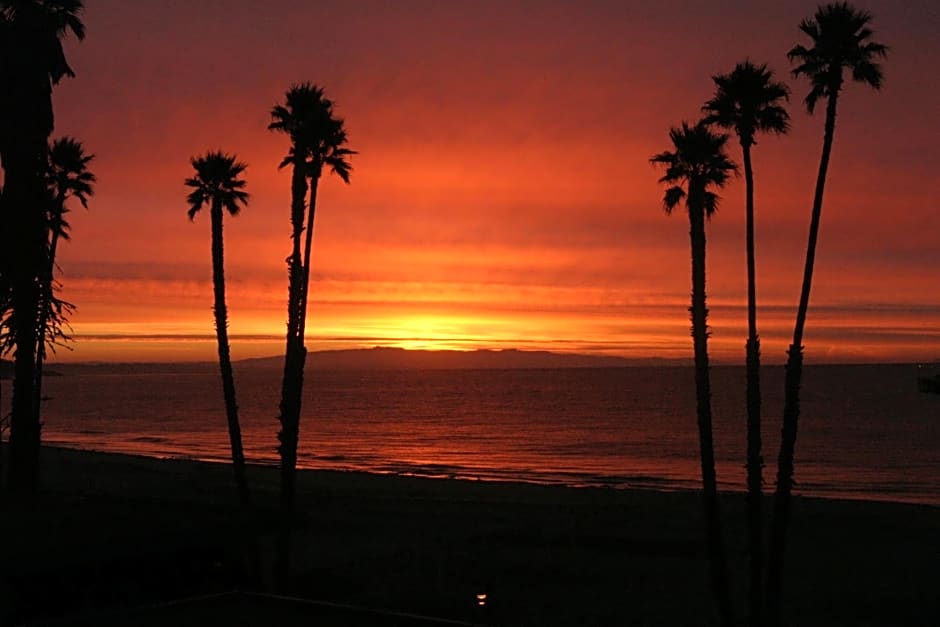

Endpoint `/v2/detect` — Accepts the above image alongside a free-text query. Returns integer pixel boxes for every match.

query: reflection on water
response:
[15,363,940,504]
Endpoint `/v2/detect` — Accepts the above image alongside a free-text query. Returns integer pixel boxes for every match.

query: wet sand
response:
[2,445,937,626]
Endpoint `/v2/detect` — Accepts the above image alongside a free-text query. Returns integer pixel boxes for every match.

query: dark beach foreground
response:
[1,446,937,626]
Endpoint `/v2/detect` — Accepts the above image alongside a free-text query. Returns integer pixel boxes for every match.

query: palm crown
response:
[787,2,888,112]
[650,121,737,218]
[269,82,355,183]
[0,0,85,83]
[185,151,249,220]
[46,136,94,240]
[702,61,790,146]
[0,0,85,152]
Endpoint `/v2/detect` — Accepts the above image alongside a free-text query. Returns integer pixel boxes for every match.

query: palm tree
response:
[185,151,251,507]
[702,60,789,627]
[268,83,354,586]
[765,4,887,624]
[0,0,85,493]
[651,121,737,627]
[0,187,7,480]
[33,137,94,428]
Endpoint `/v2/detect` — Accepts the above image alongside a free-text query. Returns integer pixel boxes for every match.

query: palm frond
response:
[663,186,685,214]
[186,188,206,220]
[324,154,352,184]
[701,191,720,218]
[851,58,884,88]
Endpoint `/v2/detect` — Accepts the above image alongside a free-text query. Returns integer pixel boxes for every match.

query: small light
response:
[476,593,487,607]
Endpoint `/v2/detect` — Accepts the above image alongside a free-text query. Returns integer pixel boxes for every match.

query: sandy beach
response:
[0,445,936,626]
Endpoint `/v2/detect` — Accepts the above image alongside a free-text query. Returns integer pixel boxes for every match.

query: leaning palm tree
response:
[765,4,887,623]
[702,60,789,627]
[185,151,251,507]
[0,0,86,493]
[268,83,354,586]
[33,137,94,427]
[651,121,737,627]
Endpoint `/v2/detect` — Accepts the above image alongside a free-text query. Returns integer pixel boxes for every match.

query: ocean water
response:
[9,363,939,504]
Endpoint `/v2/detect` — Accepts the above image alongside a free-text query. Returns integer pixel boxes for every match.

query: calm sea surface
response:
[9,363,939,504]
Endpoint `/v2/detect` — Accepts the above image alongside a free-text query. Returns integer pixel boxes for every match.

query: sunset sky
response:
[47,0,940,363]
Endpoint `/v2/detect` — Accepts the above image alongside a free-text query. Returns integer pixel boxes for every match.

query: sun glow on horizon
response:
[372,315,477,351]
[55,295,940,365]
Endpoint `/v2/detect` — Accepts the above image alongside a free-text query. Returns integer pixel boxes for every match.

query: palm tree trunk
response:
[0,185,6,485]
[275,168,322,589]
[0,364,5,480]
[741,142,763,627]
[689,202,734,627]
[33,225,61,435]
[275,355,302,589]
[5,153,47,495]
[286,159,308,337]
[298,170,320,340]
[275,160,309,588]
[210,201,250,507]
[8,244,41,495]
[765,90,840,626]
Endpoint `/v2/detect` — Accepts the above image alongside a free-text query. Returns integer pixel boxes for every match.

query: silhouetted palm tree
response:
[765,4,887,624]
[702,60,789,627]
[185,151,251,507]
[268,86,311,370]
[0,188,6,479]
[33,137,94,427]
[0,186,8,346]
[268,82,354,586]
[0,0,85,493]
[651,121,737,627]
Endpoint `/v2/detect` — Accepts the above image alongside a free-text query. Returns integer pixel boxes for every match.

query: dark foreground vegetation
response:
[1,447,936,627]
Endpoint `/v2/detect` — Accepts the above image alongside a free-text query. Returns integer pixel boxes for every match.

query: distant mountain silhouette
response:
[44,348,690,375]
[239,347,690,370]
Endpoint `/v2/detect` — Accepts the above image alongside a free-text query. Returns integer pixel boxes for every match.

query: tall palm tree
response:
[651,121,737,627]
[0,187,7,480]
[185,151,251,507]
[268,83,354,586]
[0,0,85,493]
[702,60,789,627]
[33,137,94,428]
[765,4,887,624]
[268,85,312,371]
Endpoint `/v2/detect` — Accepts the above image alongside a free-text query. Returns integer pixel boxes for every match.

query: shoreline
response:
[3,445,938,625]
[39,440,940,507]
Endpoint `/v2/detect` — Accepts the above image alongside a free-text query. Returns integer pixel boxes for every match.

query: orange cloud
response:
[40,0,940,363]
